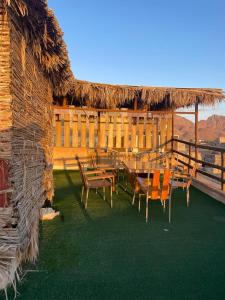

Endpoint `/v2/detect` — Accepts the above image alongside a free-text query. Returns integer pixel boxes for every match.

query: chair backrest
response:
[150,170,161,200]
[161,169,171,201]
[77,159,87,187]
[123,163,139,193]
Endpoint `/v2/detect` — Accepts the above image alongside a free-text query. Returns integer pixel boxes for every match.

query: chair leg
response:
[81,186,84,202]
[186,188,190,207]
[103,187,106,201]
[138,194,141,212]
[169,189,172,223]
[132,192,136,205]
[85,188,89,209]
[163,200,166,213]
[146,195,149,223]
[110,185,113,208]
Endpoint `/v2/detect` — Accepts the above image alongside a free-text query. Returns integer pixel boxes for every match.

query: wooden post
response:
[171,111,174,152]
[134,95,138,110]
[221,152,225,191]
[97,111,101,149]
[188,144,191,173]
[194,102,199,177]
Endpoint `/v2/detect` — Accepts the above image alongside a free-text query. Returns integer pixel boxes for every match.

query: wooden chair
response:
[91,154,118,193]
[171,164,197,207]
[78,160,114,208]
[123,163,142,204]
[137,169,172,223]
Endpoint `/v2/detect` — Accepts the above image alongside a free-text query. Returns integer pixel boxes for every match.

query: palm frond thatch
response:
[67,79,225,109]
[2,0,74,95]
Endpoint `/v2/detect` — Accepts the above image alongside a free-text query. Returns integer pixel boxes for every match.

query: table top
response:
[123,159,171,174]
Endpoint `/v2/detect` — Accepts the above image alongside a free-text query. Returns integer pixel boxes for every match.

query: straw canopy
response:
[2,0,74,94]
[2,1,225,110]
[66,79,225,109]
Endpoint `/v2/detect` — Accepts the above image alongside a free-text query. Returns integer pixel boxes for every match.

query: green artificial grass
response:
[7,171,225,299]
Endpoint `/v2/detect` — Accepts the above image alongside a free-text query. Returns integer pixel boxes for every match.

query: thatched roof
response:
[2,0,74,94]
[2,1,224,110]
[66,79,225,109]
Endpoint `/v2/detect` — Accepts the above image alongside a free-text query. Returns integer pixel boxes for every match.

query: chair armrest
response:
[84,170,105,175]
[87,174,114,181]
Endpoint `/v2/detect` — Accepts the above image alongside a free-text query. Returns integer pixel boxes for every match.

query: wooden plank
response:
[99,114,106,148]
[138,117,144,148]
[152,118,157,149]
[222,153,225,191]
[167,115,172,150]
[54,105,196,115]
[160,117,166,147]
[131,117,137,148]
[89,115,95,149]
[80,114,86,147]
[108,114,114,148]
[105,113,109,149]
[116,114,122,148]
[146,117,152,149]
[55,114,62,147]
[123,115,129,149]
[128,115,132,149]
[113,114,117,148]
[64,113,70,147]
[72,113,78,147]
[173,138,225,152]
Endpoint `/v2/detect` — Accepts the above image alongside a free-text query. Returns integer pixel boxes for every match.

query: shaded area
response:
[8,171,225,299]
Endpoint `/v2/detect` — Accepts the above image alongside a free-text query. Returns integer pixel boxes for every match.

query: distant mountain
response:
[174,115,225,142]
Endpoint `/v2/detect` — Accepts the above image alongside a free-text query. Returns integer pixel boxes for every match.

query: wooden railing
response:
[172,138,225,191]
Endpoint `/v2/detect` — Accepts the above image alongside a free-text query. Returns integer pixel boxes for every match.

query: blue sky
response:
[48,0,225,120]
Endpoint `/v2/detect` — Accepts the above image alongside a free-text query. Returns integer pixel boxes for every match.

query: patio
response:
[9,170,225,300]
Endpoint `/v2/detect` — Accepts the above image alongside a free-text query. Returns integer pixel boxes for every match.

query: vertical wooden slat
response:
[108,114,114,148]
[113,114,117,148]
[55,114,62,147]
[152,118,157,149]
[121,114,125,148]
[105,113,109,149]
[128,115,132,149]
[72,113,78,148]
[64,113,70,147]
[77,113,81,147]
[159,117,165,148]
[146,116,152,149]
[138,117,144,149]
[116,114,122,148]
[167,114,173,150]
[89,114,95,149]
[171,111,174,152]
[124,115,129,149]
[99,113,106,148]
[131,117,137,148]
[80,114,86,147]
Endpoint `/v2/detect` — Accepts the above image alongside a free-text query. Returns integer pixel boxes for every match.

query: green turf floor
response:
[7,170,225,299]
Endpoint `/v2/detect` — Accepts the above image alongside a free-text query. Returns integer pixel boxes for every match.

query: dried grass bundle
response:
[2,0,74,96]
[68,79,225,109]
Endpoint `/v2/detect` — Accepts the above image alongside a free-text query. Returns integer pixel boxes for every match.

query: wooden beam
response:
[222,153,225,191]
[194,102,199,174]
[171,110,174,152]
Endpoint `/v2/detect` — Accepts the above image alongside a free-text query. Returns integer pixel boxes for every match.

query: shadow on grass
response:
[63,169,93,223]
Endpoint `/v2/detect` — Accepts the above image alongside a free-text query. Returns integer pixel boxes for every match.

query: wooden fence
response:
[54,106,173,151]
